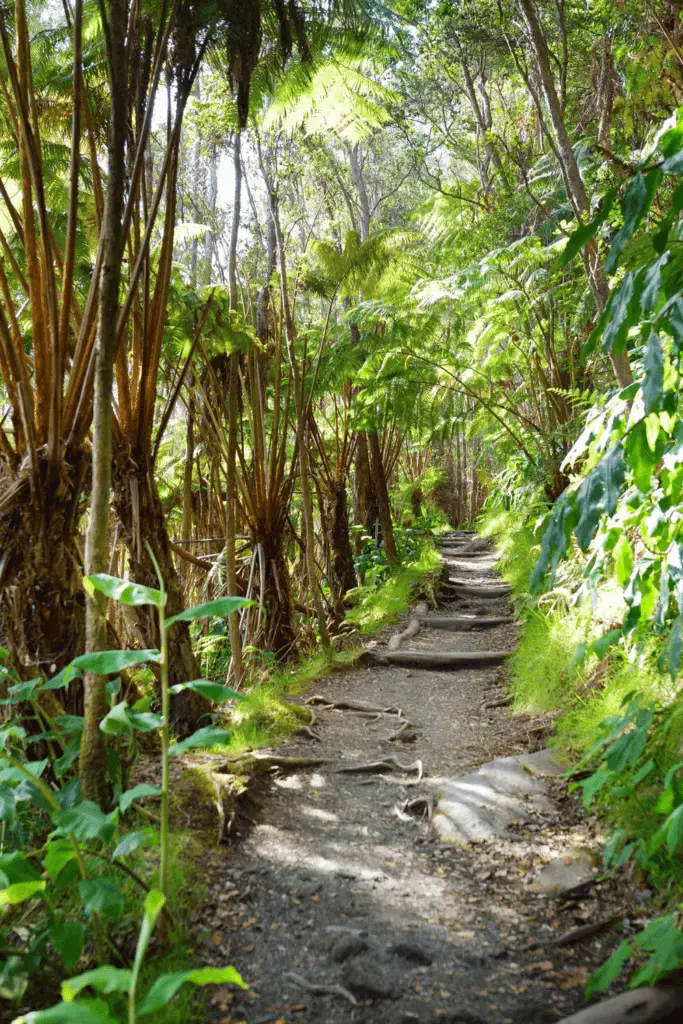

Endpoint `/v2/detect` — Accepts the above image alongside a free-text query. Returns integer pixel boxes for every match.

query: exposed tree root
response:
[388,615,421,650]
[550,985,683,1024]
[388,719,416,742]
[283,972,358,1006]
[418,615,514,630]
[370,649,511,668]
[401,794,434,821]
[445,582,512,598]
[305,695,402,715]
[336,756,423,780]
[484,696,511,709]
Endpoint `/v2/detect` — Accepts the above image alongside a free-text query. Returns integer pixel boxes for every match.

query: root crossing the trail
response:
[197,534,653,1024]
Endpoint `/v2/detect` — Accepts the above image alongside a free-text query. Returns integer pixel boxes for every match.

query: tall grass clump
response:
[507,604,597,712]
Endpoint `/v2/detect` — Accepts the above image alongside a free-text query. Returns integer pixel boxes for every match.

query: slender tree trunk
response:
[517,0,632,387]
[80,0,127,805]
[323,479,356,615]
[368,432,397,568]
[257,526,297,657]
[181,380,195,585]
[268,184,330,647]
[226,128,244,684]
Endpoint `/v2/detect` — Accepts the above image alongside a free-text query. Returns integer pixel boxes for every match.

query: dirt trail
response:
[199,536,641,1024]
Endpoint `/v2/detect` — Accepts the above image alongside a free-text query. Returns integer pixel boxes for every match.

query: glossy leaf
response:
[168,726,231,757]
[169,680,243,703]
[119,783,162,814]
[137,965,246,1016]
[70,649,161,675]
[49,922,85,972]
[11,1001,120,1024]
[166,596,255,627]
[0,881,45,905]
[83,574,166,609]
[54,802,118,843]
[62,966,132,1001]
[78,877,124,920]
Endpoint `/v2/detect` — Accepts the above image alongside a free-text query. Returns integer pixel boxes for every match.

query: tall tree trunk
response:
[323,479,356,615]
[368,432,397,568]
[225,127,244,684]
[112,455,208,736]
[180,381,195,585]
[517,0,632,388]
[256,526,297,657]
[80,0,127,805]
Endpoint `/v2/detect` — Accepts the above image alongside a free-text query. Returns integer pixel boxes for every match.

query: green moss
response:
[344,545,442,635]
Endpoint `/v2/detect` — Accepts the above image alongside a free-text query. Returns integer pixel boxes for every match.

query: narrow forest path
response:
[198,535,639,1024]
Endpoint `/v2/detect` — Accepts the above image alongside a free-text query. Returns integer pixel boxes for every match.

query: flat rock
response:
[530,848,596,895]
[342,957,402,1000]
[430,753,555,843]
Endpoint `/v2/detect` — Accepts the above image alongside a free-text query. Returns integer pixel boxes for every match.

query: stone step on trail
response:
[371,648,512,668]
[445,582,512,598]
[417,614,514,630]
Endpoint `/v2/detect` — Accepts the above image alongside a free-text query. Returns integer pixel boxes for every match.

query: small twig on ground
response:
[305,695,401,715]
[283,971,358,1006]
[523,912,625,951]
[484,696,511,709]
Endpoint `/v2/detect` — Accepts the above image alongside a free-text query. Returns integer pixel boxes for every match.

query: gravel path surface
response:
[198,537,645,1024]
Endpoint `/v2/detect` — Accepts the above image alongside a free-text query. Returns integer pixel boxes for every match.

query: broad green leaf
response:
[663,614,683,678]
[600,445,627,515]
[119,783,162,814]
[54,802,118,843]
[586,940,632,997]
[641,252,669,311]
[62,966,132,1001]
[113,828,158,858]
[100,701,162,736]
[0,851,43,884]
[614,536,634,588]
[557,188,618,268]
[49,921,85,972]
[601,272,638,356]
[625,421,659,492]
[0,880,45,905]
[11,1001,119,1024]
[43,840,77,882]
[4,678,43,703]
[593,629,623,658]
[574,471,603,551]
[78,877,124,920]
[578,768,615,810]
[664,804,683,853]
[169,680,243,703]
[71,649,161,675]
[606,169,663,273]
[137,965,246,1016]
[168,726,231,756]
[643,333,664,413]
[166,596,255,627]
[83,574,166,609]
